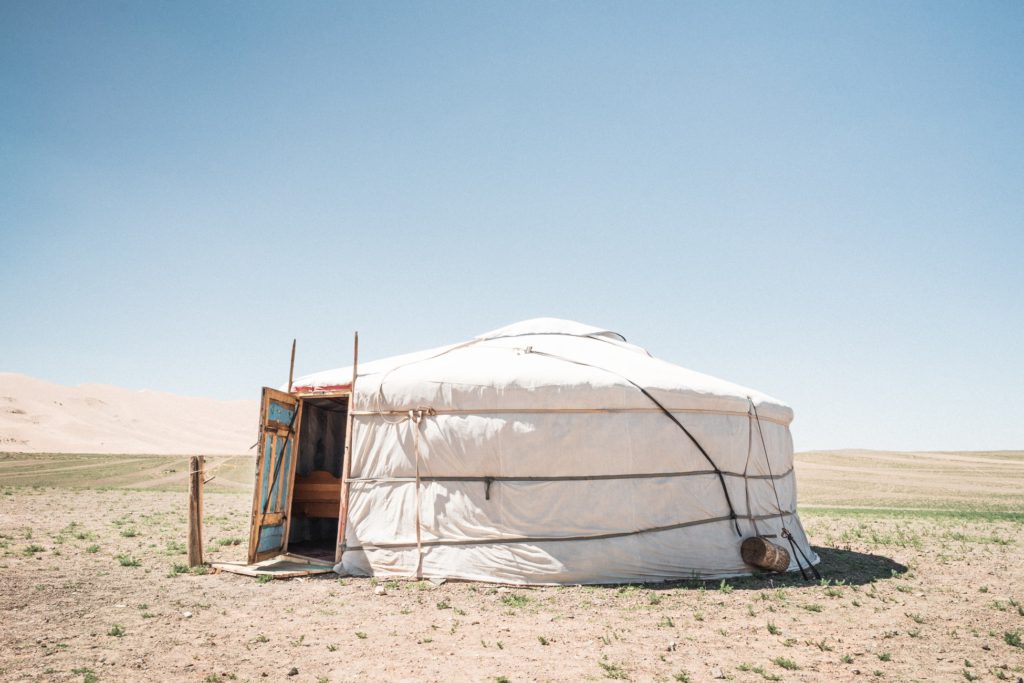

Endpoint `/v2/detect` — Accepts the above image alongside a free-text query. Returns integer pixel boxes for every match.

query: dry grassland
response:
[1,451,1022,682]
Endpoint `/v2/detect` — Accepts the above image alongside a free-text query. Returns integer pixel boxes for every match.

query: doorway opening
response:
[287,395,347,561]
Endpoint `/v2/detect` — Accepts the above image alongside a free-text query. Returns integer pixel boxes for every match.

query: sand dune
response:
[0,373,257,455]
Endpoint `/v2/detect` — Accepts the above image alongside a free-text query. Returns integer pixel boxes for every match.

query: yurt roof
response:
[289,318,793,425]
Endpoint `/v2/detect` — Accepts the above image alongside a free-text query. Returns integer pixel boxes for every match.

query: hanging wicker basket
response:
[741,536,790,572]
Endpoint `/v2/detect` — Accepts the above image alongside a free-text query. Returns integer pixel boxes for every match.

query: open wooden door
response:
[247,388,302,563]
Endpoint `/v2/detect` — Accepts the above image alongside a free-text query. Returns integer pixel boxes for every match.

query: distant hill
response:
[0,373,257,455]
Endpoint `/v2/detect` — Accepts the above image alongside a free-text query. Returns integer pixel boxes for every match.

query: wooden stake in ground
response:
[188,455,204,567]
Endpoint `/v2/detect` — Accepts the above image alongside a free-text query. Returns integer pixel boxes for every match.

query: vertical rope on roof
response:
[526,348,744,538]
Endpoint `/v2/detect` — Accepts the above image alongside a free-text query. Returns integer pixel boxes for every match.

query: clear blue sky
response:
[2,2,1022,451]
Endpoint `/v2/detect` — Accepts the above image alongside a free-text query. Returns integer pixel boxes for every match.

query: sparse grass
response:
[355,631,367,639]
[1004,631,1022,648]
[500,593,530,608]
[767,622,781,635]
[165,540,186,555]
[738,663,782,681]
[808,638,832,652]
[108,623,125,637]
[115,553,141,567]
[803,505,1024,524]
[772,656,799,670]
[598,660,628,679]
[72,667,98,683]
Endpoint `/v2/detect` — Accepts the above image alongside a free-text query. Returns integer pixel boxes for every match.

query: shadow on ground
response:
[648,545,908,591]
[811,545,907,584]
[303,546,908,590]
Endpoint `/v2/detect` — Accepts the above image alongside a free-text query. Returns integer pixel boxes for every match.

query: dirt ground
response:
[2,453,1023,682]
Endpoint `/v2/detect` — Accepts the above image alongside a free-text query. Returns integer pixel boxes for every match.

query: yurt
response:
[243,318,818,584]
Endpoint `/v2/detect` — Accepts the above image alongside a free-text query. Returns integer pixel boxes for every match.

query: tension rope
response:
[525,348,744,538]
[409,408,434,580]
[749,398,819,580]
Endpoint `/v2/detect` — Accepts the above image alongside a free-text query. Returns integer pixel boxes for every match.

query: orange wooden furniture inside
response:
[291,470,342,519]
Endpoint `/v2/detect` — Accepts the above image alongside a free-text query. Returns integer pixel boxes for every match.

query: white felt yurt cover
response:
[291,318,818,584]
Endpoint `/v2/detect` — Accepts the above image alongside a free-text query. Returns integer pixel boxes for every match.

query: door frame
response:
[282,390,351,562]
[247,332,359,566]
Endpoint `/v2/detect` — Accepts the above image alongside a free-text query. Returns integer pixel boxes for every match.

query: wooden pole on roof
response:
[187,455,204,567]
[287,338,297,392]
[335,331,359,564]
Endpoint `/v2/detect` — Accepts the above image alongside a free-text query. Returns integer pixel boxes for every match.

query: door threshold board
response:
[214,553,335,579]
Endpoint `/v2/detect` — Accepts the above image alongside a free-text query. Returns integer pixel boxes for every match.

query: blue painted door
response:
[247,388,302,563]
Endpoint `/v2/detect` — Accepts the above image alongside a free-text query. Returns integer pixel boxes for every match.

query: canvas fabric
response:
[291,318,819,584]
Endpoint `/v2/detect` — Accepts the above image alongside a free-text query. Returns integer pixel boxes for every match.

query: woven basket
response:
[741,536,790,572]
